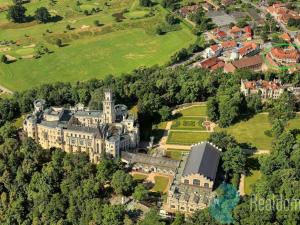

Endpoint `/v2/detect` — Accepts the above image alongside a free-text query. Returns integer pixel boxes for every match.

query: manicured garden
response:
[167,131,211,145]
[166,149,188,160]
[171,116,206,131]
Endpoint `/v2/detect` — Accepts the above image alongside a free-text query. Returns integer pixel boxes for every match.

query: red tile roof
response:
[221,40,237,49]
[280,33,291,42]
[210,44,221,52]
[238,42,258,56]
[270,48,300,60]
[232,55,263,69]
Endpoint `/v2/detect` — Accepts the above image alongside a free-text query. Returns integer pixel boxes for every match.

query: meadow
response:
[0,0,196,91]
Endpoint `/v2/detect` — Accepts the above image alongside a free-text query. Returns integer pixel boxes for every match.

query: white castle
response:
[23,90,139,163]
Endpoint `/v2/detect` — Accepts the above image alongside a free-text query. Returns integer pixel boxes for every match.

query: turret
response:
[103,89,116,124]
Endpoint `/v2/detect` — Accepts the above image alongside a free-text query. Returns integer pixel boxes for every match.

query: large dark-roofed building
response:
[182,142,221,181]
[167,142,222,214]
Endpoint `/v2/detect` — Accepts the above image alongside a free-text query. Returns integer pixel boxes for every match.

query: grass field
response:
[0,0,196,91]
[152,176,169,193]
[179,105,207,117]
[216,114,273,150]
[132,173,148,181]
[165,104,300,150]
[167,131,211,145]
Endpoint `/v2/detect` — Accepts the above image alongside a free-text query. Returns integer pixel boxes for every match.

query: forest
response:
[1,65,300,224]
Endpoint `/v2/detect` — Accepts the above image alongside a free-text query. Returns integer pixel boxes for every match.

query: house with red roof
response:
[240,79,284,99]
[267,47,300,65]
[280,33,292,43]
[238,42,259,58]
[193,57,225,71]
[204,44,223,58]
[221,40,237,51]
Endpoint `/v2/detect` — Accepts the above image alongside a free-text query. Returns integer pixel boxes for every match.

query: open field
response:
[0,0,196,91]
[164,104,300,150]
[216,114,273,150]
[179,105,207,117]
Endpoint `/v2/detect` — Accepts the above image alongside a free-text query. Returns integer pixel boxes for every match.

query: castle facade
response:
[23,90,139,163]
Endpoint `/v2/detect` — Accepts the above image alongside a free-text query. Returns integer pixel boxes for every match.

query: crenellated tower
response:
[103,89,116,124]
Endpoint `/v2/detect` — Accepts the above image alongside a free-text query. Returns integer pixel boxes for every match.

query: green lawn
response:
[167,131,211,145]
[179,104,207,117]
[166,149,188,160]
[245,170,261,195]
[244,155,261,195]
[216,113,273,150]
[0,0,196,91]
[171,116,206,131]
[152,176,169,193]
[132,173,148,181]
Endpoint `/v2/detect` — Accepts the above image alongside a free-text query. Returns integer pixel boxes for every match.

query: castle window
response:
[204,183,209,188]
[184,179,189,184]
[193,179,200,186]
[171,205,175,208]
[180,207,185,210]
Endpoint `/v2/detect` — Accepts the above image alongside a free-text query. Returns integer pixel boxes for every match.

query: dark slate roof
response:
[121,152,180,170]
[182,142,221,180]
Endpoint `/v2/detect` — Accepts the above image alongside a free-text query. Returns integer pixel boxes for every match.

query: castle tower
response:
[103,89,116,124]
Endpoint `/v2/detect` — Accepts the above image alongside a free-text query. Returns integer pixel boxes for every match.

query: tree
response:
[171,213,185,225]
[111,170,134,195]
[139,0,152,7]
[56,39,62,47]
[165,14,179,25]
[158,106,171,121]
[102,205,125,225]
[7,4,27,23]
[269,91,296,123]
[139,208,165,225]
[94,20,101,26]
[208,131,237,150]
[271,119,285,137]
[222,146,246,176]
[133,184,148,201]
[35,7,51,23]
[207,97,219,122]
[1,55,8,64]
[96,158,121,184]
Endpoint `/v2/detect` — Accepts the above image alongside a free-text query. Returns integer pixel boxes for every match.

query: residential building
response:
[204,44,223,58]
[267,47,300,65]
[193,57,225,71]
[178,5,200,17]
[221,40,237,51]
[238,42,259,58]
[167,142,221,214]
[240,79,284,99]
[280,33,292,43]
[224,55,263,73]
[23,90,139,163]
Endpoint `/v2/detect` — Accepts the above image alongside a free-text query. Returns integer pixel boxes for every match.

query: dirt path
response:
[239,174,245,196]
[0,84,13,94]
